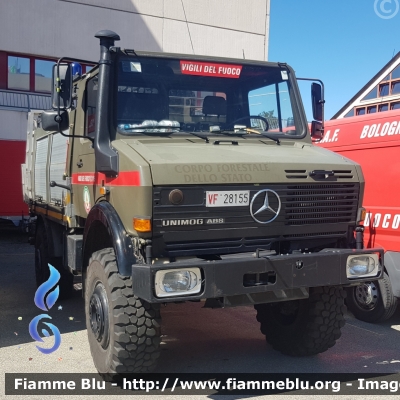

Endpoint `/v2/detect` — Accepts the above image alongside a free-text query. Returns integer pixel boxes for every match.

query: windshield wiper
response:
[180,131,209,143]
[257,133,280,145]
[208,125,280,145]
[233,127,280,145]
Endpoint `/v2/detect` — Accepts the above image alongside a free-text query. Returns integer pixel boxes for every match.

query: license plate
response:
[206,191,250,207]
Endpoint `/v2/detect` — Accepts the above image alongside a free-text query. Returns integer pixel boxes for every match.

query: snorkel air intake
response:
[94,30,120,176]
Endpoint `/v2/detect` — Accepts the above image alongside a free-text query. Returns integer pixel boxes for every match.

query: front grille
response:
[283,231,347,238]
[152,183,359,257]
[285,184,357,225]
[285,169,307,179]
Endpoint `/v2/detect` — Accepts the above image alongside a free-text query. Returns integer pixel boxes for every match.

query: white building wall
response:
[0,0,270,61]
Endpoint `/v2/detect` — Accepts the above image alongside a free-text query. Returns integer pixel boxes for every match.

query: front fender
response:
[83,201,136,276]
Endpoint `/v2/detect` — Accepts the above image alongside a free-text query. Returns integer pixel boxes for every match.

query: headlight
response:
[346,254,379,279]
[155,268,202,298]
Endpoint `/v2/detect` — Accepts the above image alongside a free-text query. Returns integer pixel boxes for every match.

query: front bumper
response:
[132,248,384,304]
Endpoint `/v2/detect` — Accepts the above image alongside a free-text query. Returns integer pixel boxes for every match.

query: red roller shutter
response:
[0,140,28,218]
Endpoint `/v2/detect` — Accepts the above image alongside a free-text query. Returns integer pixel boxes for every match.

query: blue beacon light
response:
[71,63,82,78]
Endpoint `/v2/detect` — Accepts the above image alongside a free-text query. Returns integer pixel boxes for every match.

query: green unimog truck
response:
[22,30,383,375]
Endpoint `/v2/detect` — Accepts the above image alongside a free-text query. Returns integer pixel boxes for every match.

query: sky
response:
[268,0,400,119]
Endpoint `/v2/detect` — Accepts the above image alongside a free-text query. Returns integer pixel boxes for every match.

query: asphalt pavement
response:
[1,222,400,399]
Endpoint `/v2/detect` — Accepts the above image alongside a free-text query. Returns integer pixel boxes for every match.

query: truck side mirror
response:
[51,63,72,110]
[311,83,323,122]
[311,120,324,140]
[41,110,69,132]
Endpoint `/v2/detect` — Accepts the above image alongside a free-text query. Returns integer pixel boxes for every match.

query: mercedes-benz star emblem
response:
[250,189,281,224]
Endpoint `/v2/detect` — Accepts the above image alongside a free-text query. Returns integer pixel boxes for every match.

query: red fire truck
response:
[316,109,400,322]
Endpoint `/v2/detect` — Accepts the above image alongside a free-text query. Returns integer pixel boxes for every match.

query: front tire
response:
[85,248,161,375]
[346,272,398,323]
[255,287,346,356]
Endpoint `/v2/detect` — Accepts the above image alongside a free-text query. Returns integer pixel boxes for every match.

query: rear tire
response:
[85,248,161,376]
[34,223,73,299]
[255,286,346,356]
[346,272,398,323]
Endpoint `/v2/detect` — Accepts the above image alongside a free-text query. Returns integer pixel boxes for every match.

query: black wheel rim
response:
[89,283,110,349]
[354,282,379,310]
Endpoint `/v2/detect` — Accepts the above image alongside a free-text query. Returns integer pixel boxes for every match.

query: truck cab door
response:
[71,75,98,218]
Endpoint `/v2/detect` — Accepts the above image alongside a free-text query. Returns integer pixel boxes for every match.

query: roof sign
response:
[180,61,242,78]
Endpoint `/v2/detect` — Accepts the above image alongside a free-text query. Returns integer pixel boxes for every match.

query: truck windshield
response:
[115,56,300,137]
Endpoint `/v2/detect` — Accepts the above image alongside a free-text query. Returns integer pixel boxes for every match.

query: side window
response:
[276,81,293,129]
[35,60,55,93]
[356,107,366,116]
[249,83,278,130]
[361,86,378,101]
[248,81,293,131]
[86,76,98,136]
[8,56,30,91]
